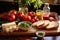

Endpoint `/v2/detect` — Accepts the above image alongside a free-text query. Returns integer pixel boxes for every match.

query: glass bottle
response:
[42,3,50,20]
[43,3,50,14]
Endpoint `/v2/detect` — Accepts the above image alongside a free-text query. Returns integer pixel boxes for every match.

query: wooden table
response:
[0,18,60,40]
[0,20,60,37]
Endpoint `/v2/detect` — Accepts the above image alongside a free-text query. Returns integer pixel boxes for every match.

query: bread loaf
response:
[46,21,59,29]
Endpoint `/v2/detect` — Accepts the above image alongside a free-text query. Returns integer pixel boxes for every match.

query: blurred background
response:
[0,0,60,15]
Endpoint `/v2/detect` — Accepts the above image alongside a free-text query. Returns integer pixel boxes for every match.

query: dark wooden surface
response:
[0,26,60,36]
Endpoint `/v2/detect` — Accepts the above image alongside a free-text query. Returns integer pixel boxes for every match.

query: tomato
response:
[30,19,35,23]
[33,16,39,22]
[27,16,31,21]
[32,12,36,17]
[22,15,27,21]
[28,12,33,16]
[7,14,16,21]
[28,12,36,17]
[17,12,24,18]
[9,10,17,16]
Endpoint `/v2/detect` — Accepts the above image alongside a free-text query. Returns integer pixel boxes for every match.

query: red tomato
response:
[28,12,33,16]
[7,14,16,21]
[28,12,36,17]
[30,19,35,23]
[9,10,17,16]
[32,12,36,17]
[22,15,27,21]
[17,12,24,18]
[33,16,39,22]
[27,16,31,21]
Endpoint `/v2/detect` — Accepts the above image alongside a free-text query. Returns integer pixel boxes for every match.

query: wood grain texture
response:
[0,26,60,36]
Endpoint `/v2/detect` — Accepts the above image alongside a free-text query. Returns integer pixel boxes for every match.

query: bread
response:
[32,21,39,27]
[32,20,59,29]
[46,21,59,29]
[36,21,44,28]
[43,20,50,27]
[32,21,44,28]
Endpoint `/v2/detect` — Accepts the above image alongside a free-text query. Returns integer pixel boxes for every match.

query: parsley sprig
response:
[14,0,43,9]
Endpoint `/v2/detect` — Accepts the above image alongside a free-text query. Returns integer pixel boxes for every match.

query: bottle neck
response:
[43,3,50,14]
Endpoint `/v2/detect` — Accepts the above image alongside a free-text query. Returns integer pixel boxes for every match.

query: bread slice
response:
[46,21,59,29]
[32,20,44,28]
[43,20,50,27]
[32,21,39,27]
[36,21,44,28]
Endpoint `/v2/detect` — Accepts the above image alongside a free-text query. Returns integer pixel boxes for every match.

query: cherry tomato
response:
[9,10,17,16]
[28,12,32,16]
[33,16,39,22]
[17,12,24,18]
[32,12,36,17]
[22,15,27,21]
[7,14,16,22]
[30,19,35,23]
[28,12,36,17]
[27,16,31,21]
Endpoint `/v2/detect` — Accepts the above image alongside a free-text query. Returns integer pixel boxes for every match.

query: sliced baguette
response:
[32,21,44,28]
[46,21,59,29]
[43,20,50,27]
[36,21,44,28]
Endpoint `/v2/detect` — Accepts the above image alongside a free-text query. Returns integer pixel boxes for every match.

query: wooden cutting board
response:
[0,21,60,36]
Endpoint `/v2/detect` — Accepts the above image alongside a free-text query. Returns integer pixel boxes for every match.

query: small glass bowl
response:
[18,21,32,31]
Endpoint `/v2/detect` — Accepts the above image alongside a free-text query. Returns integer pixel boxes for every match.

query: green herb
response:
[14,0,31,7]
[38,33,43,36]
[14,0,43,9]
[19,22,31,28]
[32,0,43,9]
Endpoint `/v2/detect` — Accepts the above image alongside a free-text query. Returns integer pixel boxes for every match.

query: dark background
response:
[0,1,60,15]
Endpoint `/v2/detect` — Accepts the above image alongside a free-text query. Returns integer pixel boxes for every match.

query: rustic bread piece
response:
[46,21,59,29]
[43,20,50,27]
[32,21,44,28]
[32,21,39,27]
[36,21,44,28]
